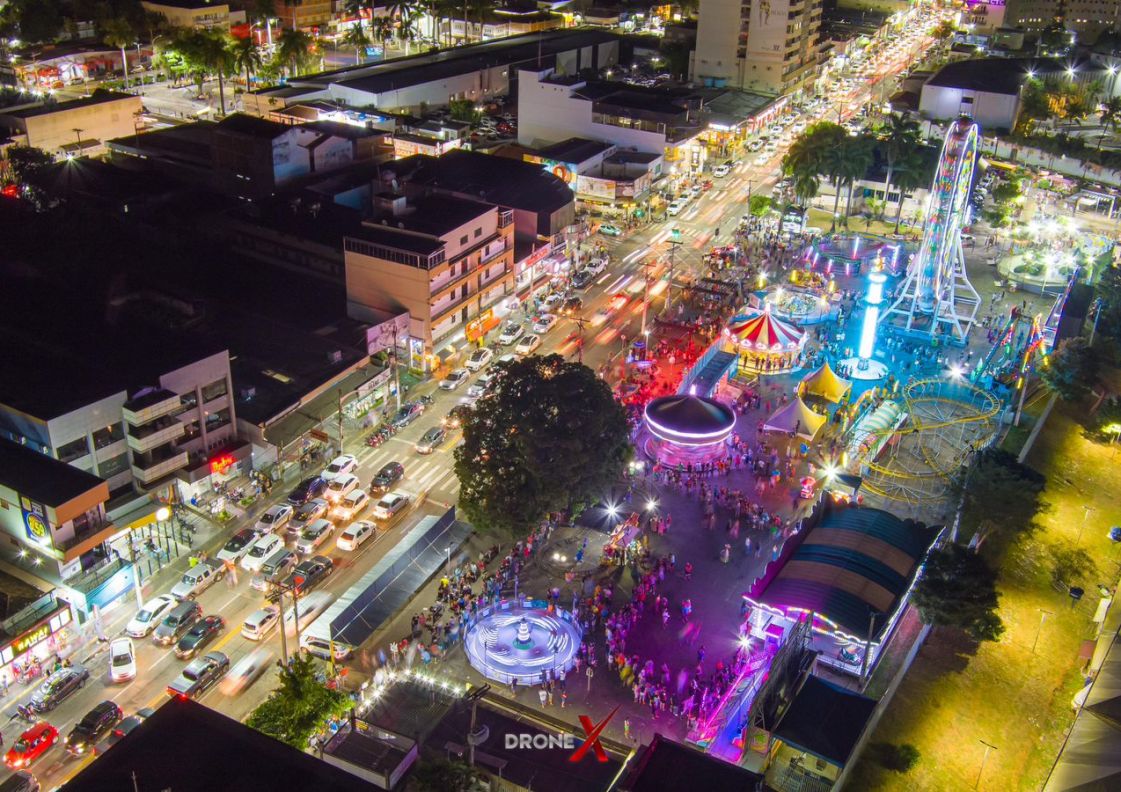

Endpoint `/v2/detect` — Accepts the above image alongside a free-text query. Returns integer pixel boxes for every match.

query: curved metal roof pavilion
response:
[644,394,736,448]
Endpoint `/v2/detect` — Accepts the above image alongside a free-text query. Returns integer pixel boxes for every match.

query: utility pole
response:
[274,581,289,665]
[665,234,684,311]
[640,257,655,338]
[860,611,880,684]
[569,315,588,364]
[337,388,344,452]
[975,740,997,790]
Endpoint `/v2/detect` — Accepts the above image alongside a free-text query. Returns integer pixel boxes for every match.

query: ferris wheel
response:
[880,117,982,344]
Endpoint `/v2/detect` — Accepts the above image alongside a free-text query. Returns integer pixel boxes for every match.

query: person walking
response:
[539,687,548,707]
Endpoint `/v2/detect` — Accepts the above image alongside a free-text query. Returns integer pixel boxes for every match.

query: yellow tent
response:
[762,397,827,440]
[799,362,853,404]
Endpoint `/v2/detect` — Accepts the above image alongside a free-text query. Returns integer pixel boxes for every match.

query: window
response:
[205,408,231,432]
[201,378,228,402]
[180,392,198,409]
[98,453,130,478]
[92,424,124,449]
[474,227,482,238]
[460,235,469,245]
[56,436,90,463]
[182,421,201,442]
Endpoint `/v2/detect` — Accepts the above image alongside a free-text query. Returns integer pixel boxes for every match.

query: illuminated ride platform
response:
[463,599,583,685]
[642,393,737,466]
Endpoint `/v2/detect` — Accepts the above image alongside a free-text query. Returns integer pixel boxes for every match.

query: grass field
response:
[847,399,1112,790]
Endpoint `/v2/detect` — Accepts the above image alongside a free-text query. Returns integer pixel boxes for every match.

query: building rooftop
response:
[347,222,445,255]
[291,30,617,101]
[215,112,291,140]
[622,733,763,791]
[772,674,876,767]
[700,87,783,129]
[538,137,616,164]
[63,697,378,792]
[140,0,229,8]
[0,89,136,120]
[925,56,1086,95]
[322,718,415,778]
[0,437,107,508]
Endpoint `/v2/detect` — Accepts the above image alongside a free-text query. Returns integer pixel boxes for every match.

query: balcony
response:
[55,518,119,563]
[123,389,181,426]
[126,416,186,454]
[498,210,514,228]
[131,448,189,486]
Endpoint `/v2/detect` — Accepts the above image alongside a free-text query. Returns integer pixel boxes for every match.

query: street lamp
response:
[1105,423,1121,457]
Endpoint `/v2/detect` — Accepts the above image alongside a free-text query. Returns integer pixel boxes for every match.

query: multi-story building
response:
[1004,0,1117,38]
[344,194,516,359]
[692,0,823,95]
[0,90,143,157]
[140,0,231,29]
[279,0,332,30]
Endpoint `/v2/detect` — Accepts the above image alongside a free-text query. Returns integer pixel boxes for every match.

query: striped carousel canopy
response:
[727,310,805,351]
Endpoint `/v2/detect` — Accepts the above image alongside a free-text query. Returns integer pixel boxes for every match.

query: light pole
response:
[1078,505,1095,545]
[975,740,997,790]
[1030,608,1053,654]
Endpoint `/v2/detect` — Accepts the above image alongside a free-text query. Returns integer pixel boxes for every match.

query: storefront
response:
[0,594,77,686]
[176,440,254,505]
[515,243,555,297]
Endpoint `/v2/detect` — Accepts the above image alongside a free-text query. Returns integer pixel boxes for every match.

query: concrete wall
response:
[694,0,743,83]
[346,254,435,342]
[9,94,143,154]
[159,350,236,457]
[919,84,1019,132]
[327,65,509,114]
[141,0,230,28]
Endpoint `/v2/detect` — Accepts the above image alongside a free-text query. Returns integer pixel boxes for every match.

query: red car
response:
[6,721,58,769]
[609,292,630,311]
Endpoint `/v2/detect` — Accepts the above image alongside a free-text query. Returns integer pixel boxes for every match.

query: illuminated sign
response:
[209,453,236,476]
[23,499,52,549]
[465,308,496,343]
[13,624,50,655]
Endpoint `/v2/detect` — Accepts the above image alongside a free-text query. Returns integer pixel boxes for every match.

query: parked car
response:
[254,504,293,535]
[320,453,357,483]
[175,615,225,660]
[291,498,329,532]
[65,701,122,757]
[465,347,494,371]
[29,666,89,713]
[515,334,541,356]
[373,491,411,521]
[296,518,334,555]
[325,473,359,503]
[415,426,447,455]
[108,638,136,683]
[170,560,224,601]
[560,296,583,315]
[287,476,327,506]
[166,652,229,700]
[390,401,425,428]
[5,722,57,770]
[713,163,731,178]
[216,529,256,564]
[439,368,470,390]
[497,322,524,345]
[220,648,271,696]
[126,594,177,638]
[300,634,354,663]
[337,520,376,552]
[532,314,557,334]
[251,549,298,591]
[241,606,281,641]
[241,533,283,573]
[153,601,202,646]
[282,592,332,636]
[584,256,608,277]
[333,489,369,521]
[571,269,594,290]
[598,223,622,236]
[369,461,405,494]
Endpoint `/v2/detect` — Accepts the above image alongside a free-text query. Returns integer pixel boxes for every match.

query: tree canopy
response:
[1039,336,1107,401]
[246,654,350,749]
[453,355,632,538]
[407,758,487,791]
[959,449,1047,558]
[912,543,1004,642]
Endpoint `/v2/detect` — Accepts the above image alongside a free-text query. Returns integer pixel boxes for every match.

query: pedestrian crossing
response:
[355,443,461,497]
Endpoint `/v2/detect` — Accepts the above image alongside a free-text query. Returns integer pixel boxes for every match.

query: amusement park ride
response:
[880,117,983,345]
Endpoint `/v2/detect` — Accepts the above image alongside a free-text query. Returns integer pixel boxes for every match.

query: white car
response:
[584,257,608,277]
[126,594,178,638]
[515,334,540,356]
[666,200,685,216]
[321,454,357,483]
[373,491,411,521]
[254,504,292,535]
[337,520,376,551]
[283,591,333,636]
[170,561,224,600]
[325,473,359,503]
[296,518,334,555]
[220,648,271,696]
[333,490,370,522]
[466,383,487,399]
[241,607,280,641]
[532,314,557,334]
[713,164,730,177]
[497,322,524,345]
[109,637,136,683]
[241,533,284,573]
[300,634,353,662]
[465,347,494,372]
[439,368,470,390]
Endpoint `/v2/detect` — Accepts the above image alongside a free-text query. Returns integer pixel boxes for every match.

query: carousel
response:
[723,308,807,375]
[643,392,737,466]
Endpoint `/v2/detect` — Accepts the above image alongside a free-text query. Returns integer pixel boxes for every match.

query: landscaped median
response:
[847,399,1115,790]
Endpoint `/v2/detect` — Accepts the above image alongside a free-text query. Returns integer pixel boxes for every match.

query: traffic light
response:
[671,227,682,241]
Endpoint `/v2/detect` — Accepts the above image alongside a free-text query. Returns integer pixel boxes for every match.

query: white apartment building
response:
[693,0,823,95]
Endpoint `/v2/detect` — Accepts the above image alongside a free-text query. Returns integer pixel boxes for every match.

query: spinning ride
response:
[464,601,583,685]
[881,118,982,344]
[643,393,737,465]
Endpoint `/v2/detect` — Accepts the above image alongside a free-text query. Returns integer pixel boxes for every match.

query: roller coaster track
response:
[858,377,1002,504]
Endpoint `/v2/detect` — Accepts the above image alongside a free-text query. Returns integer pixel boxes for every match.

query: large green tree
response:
[876,114,921,219]
[246,654,350,749]
[453,355,632,538]
[1039,336,1104,401]
[912,543,1004,642]
[959,449,1046,558]
[407,758,487,791]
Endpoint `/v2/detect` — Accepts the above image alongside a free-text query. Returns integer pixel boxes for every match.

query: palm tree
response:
[372,16,395,49]
[891,152,927,235]
[840,134,876,227]
[199,31,235,116]
[1099,96,1121,150]
[276,29,314,77]
[877,113,920,218]
[101,17,135,90]
[232,35,264,90]
[398,11,419,55]
[342,21,370,65]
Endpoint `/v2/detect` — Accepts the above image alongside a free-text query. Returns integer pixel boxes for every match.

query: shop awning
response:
[263,364,383,455]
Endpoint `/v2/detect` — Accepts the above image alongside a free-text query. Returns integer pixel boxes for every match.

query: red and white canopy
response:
[727,310,805,352]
